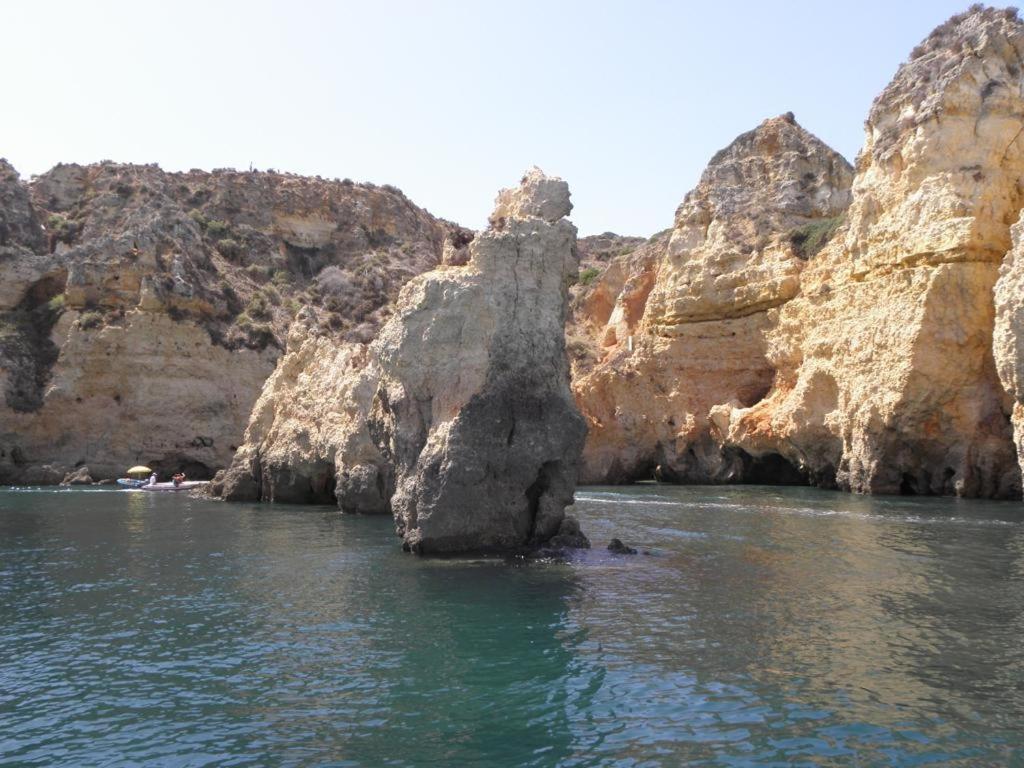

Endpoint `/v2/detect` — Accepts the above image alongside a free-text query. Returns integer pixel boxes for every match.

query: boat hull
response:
[139,481,209,493]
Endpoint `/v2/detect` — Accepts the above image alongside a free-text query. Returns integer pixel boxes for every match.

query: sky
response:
[4,0,979,235]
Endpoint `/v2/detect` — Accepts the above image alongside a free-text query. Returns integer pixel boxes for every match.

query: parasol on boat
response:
[126,466,152,476]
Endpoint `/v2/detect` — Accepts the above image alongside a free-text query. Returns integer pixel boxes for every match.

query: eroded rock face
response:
[371,169,587,553]
[572,115,853,483]
[993,218,1024,482]
[208,309,391,510]
[0,162,458,483]
[0,160,47,311]
[722,6,1024,497]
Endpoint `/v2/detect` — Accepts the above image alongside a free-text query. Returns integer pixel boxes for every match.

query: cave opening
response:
[736,450,808,486]
[151,457,214,481]
[525,460,562,539]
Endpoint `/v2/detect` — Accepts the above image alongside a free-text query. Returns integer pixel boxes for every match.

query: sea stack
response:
[370,169,588,554]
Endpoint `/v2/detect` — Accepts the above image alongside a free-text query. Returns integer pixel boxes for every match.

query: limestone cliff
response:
[206,308,390,508]
[0,162,459,483]
[572,115,853,483]
[370,169,588,553]
[722,6,1024,497]
[994,220,1024,485]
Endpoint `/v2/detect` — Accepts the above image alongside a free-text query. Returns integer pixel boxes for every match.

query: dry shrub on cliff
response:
[78,311,104,330]
[315,265,357,313]
[244,293,271,321]
[316,265,351,294]
[215,238,241,258]
[910,4,1019,60]
[790,216,844,260]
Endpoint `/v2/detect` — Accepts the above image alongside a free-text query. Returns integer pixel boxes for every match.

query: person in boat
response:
[148,472,157,486]
[172,472,186,486]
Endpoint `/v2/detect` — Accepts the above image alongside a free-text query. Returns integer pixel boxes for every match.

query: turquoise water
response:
[2,486,1024,766]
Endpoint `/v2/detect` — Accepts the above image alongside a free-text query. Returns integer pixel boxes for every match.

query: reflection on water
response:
[1,485,1024,765]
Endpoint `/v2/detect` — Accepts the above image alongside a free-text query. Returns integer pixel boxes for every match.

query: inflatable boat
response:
[140,481,209,493]
[117,478,149,488]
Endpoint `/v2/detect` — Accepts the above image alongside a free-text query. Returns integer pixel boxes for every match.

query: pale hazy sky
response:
[5,1,975,235]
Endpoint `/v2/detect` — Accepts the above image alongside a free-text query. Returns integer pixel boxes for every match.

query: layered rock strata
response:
[572,115,854,483]
[721,6,1024,497]
[0,162,457,483]
[370,169,588,553]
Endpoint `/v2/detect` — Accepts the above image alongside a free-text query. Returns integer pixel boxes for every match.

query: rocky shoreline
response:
[6,7,1024,550]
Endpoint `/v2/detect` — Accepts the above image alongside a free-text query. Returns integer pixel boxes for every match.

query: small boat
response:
[117,465,154,489]
[140,481,209,493]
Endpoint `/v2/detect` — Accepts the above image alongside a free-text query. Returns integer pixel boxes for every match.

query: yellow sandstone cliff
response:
[720,6,1024,497]
[572,114,853,484]
[573,6,1024,499]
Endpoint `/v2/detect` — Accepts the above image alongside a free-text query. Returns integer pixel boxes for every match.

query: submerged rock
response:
[607,538,637,555]
[370,169,588,554]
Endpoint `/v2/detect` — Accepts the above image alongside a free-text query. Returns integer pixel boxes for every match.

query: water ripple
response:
[2,486,1023,765]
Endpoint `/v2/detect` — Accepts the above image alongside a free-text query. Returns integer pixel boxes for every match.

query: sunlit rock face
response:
[994,220,1024,484]
[206,309,391,509]
[370,169,588,554]
[0,161,457,483]
[571,115,853,484]
[722,6,1024,498]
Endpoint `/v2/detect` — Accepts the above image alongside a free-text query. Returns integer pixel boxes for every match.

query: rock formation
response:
[567,6,1024,499]
[370,169,588,553]
[571,114,854,483]
[994,220,1024,482]
[720,6,1024,497]
[0,161,459,483]
[206,308,391,509]
[8,6,1024,506]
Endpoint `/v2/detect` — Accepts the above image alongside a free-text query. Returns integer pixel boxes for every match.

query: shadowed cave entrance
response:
[734,450,808,485]
[646,448,813,487]
[150,457,214,481]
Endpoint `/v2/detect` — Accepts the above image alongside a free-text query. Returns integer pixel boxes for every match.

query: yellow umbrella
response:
[126,465,152,475]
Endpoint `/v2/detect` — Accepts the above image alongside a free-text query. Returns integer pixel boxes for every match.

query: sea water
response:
[2,485,1024,766]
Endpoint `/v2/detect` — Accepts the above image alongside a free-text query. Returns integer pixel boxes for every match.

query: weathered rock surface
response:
[59,466,93,486]
[0,162,460,483]
[572,115,854,483]
[994,218,1024,483]
[207,308,390,509]
[371,169,588,553]
[721,6,1024,497]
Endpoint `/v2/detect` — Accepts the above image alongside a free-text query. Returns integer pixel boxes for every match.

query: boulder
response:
[607,538,637,555]
[60,466,93,485]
